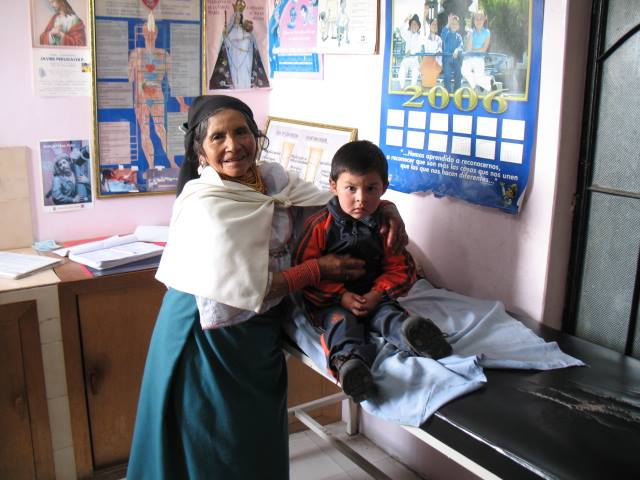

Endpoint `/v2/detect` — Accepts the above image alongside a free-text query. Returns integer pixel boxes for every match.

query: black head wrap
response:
[177,95,259,195]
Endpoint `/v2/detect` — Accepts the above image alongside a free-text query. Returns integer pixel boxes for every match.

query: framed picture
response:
[259,117,358,191]
[91,0,204,198]
[31,0,89,48]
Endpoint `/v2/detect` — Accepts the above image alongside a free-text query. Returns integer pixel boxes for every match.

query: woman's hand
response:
[317,254,365,282]
[378,202,409,253]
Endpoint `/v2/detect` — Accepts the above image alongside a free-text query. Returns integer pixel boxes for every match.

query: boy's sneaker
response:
[402,315,452,359]
[336,357,375,403]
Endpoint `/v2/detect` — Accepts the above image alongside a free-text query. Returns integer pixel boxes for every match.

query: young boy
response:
[293,140,452,403]
[441,14,463,92]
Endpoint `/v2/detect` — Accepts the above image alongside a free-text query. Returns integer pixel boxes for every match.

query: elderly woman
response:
[127,95,406,479]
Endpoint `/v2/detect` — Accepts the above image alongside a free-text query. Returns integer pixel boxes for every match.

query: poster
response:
[40,139,93,212]
[207,0,271,90]
[33,49,92,97]
[315,0,379,54]
[379,0,543,214]
[268,0,322,79]
[31,0,89,48]
[259,117,357,191]
[93,0,203,197]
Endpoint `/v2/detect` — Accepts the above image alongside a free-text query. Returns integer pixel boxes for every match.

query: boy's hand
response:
[360,290,383,315]
[340,290,383,317]
[341,291,368,317]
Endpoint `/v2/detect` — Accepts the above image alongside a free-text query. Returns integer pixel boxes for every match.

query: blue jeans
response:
[442,57,462,93]
[316,301,414,369]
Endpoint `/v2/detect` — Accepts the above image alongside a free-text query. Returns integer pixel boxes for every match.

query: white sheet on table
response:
[283,279,585,427]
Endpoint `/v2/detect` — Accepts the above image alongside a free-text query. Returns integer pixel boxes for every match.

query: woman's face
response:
[409,20,420,33]
[474,13,486,29]
[49,0,61,11]
[430,18,438,33]
[200,109,257,178]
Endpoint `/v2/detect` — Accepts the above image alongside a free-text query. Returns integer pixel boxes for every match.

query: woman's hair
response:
[330,140,388,187]
[176,107,268,196]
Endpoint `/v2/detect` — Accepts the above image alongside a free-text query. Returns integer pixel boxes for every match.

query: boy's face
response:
[450,18,459,32]
[330,170,386,219]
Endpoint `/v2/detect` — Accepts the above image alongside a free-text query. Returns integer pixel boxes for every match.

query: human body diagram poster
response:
[93,0,202,196]
[379,0,543,214]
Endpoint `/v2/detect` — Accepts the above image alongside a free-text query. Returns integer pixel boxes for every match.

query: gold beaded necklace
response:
[220,164,266,194]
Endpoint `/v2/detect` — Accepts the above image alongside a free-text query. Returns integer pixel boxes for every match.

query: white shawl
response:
[155,165,332,312]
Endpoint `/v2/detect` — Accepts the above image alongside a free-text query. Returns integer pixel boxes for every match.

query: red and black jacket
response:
[293,197,417,308]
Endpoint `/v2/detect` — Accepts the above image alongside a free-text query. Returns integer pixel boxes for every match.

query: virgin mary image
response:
[209,0,270,90]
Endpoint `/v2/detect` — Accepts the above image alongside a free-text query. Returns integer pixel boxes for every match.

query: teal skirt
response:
[127,289,289,479]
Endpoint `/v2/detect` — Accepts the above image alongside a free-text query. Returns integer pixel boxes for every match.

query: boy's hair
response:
[330,140,388,187]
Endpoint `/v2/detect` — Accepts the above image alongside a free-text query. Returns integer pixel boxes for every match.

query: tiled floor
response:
[290,422,423,480]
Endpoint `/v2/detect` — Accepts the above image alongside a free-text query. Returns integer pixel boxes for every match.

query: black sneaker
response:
[337,358,375,403]
[402,316,452,359]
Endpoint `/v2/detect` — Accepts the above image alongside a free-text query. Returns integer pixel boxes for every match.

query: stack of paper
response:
[54,234,164,270]
[0,252,61,279]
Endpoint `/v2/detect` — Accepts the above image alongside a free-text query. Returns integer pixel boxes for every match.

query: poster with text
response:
[268,0,322,79]
[93,0,202,197]
[379,0,543,214]
[207,0,271,90]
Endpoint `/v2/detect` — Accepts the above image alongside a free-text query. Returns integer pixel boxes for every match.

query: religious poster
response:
[92,0,203,197]
[31,0,89,48]
[207,0,271,90]
[379,0,543,214]
[315,0,379,54]
[268,0,322,79]
[259,117,357,191]
[39,139,93,212]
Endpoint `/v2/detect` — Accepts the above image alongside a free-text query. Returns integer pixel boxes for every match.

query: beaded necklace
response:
[219,164,266,194]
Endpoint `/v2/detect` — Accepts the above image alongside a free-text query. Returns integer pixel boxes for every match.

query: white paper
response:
[500,142,524,164]
[33,49,92,97]
[53,234,138,256]
[428,133,448,153]
[475,139,496,160]
[451,136,472,156]
[502,119,526,141]
[406,130,425,150]
[429,113,449,132]
[386,109,405,128]
[0,252,61,280]
[134,225,169,242]
[476,116,498,137]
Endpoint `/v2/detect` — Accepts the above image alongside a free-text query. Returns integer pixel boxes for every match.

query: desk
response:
[407,324,640,479]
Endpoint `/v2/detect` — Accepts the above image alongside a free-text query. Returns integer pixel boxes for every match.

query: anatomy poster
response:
[93,0,202,197]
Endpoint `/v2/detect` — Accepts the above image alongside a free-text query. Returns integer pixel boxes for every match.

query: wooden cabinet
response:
[58,267,165,479]
[0,301,55,480]
[57,264,341,478]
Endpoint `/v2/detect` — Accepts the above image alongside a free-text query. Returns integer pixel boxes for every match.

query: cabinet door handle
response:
[15,394,26,419]
[88,370,100,395]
